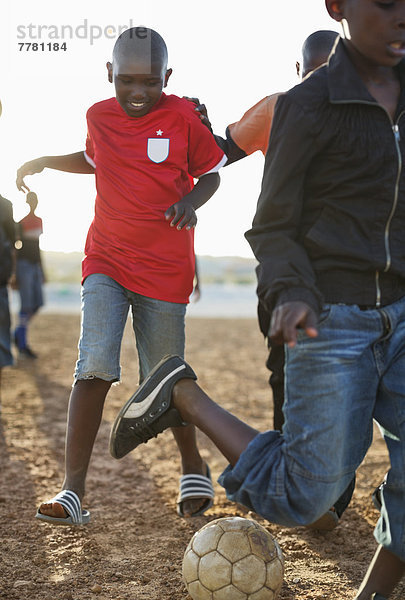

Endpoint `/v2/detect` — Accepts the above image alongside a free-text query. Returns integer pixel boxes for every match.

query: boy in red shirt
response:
[16,27,226,525]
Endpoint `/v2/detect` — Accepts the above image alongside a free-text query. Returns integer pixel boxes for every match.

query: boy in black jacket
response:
[111,1,405,597]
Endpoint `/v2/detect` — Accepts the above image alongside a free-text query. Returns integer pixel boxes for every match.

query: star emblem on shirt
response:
[156,129,164,136]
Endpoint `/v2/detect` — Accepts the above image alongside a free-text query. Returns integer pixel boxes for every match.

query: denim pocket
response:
[318,303,333,325]
[295,304,333,342]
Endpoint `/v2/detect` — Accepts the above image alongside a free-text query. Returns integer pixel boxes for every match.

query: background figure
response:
[190,29,340,432]
[0,193,16,400]
[14,191,44,359]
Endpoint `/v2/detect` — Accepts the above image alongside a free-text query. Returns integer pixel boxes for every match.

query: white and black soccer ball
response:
[182,516,284,599]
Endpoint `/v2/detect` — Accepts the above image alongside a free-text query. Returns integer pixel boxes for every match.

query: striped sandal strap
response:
[51,490,84,524]
[178,472,214,502]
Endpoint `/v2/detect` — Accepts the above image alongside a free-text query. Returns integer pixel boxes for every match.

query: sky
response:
[1,1,340,258]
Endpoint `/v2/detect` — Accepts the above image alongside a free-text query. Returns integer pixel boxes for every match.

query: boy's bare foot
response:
[181,495,208,517]
[38,500,68,519]
[36,490,90,525]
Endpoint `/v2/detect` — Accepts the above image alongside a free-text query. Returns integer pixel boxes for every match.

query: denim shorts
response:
[74,274,186,383]
[16,259,44,314]
[0,286,13,368]
[219,296,405,560]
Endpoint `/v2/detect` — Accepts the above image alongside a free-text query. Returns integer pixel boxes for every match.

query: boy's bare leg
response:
[172,379,259,466]
[171,378,351,530]
[39,378,112,518]
[354,545,405,599]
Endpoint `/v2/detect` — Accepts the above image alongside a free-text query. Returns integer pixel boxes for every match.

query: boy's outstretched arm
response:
[16,151,95,192]
[164,172,220,230]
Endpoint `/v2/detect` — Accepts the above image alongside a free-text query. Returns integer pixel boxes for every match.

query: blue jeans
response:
[16,259,43,314]
[0,286,12,368]
[219,297,405,559]
[74,274,186,383]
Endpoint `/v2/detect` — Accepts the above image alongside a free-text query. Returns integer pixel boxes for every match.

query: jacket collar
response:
[327,37,405,114]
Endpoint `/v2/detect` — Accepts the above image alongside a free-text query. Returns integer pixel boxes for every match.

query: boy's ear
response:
[106,62,113,83]
[164,68,173,88]
[325,0,344,22]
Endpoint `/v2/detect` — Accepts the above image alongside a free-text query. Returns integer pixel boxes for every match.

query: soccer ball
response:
[182,516,284,600]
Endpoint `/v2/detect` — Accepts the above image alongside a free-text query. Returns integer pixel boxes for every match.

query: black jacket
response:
[246,39,405,334]
[0,195,15,286]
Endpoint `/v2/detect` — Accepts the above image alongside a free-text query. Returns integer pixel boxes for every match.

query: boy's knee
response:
[241,483,337,527]
[288,478,350,525]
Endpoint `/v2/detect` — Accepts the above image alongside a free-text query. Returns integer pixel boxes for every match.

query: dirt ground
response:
[0,313,403,600]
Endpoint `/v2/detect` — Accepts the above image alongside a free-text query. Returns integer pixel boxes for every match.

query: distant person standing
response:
[14,191,44,358]
[0,193,16,398]
[0,101,16,401]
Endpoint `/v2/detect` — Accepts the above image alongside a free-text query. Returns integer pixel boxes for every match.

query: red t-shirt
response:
[83,93,226,303]
[17,213,43,263]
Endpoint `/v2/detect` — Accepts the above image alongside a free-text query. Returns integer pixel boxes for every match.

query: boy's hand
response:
[270,301,318,348]
[165,199,197,230]
[16,158,46,192]
[183,97,213,133]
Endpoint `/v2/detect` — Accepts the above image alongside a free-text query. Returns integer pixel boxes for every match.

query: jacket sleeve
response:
[245,94,324,317]
[214,129,247,166]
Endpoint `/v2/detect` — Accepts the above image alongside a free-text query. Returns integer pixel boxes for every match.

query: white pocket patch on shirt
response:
[147,138,170,163]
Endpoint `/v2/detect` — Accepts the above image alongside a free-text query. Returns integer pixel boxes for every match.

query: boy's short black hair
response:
[113,27,168,68]
[302,30,339,64]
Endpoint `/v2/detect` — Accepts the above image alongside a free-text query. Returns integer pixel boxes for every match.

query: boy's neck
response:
[343,40,398,84]
[368,78,400,121]
[343,40,401,119]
